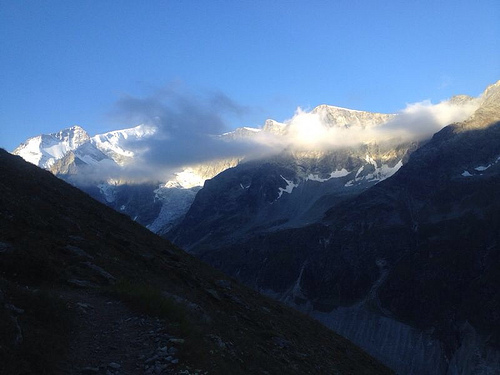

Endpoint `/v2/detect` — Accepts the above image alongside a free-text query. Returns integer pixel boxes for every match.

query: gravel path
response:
[55,289,196,375]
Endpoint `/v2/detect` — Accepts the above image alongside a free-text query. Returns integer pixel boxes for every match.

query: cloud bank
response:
[81,86,480,183]
[282,99,478,150]
[238,97,479,154]
[378,99,479,141]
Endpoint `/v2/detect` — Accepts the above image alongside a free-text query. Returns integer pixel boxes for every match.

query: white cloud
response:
[379,98,479,140]
[79,87,480,183]
[244,97,479,153]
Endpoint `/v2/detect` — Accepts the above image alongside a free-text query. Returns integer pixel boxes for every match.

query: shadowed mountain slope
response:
[0,149,391,374]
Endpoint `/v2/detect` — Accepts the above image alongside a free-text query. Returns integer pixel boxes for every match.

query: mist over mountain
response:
[13,86,479,185]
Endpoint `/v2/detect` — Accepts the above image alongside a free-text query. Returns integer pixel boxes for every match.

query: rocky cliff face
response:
[311,105,394,128]
[168,140,417,252]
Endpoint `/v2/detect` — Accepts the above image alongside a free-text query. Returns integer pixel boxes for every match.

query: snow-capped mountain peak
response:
[13,124,158,169]
[91,124,157,165]
[13,125,90,168]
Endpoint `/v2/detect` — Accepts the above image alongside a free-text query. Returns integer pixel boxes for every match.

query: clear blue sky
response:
[1,0,499,151]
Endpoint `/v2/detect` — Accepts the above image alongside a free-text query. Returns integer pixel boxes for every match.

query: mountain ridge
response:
[11,102,421,233]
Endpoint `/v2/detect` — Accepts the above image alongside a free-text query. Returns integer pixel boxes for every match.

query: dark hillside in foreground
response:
[0,148,392,375]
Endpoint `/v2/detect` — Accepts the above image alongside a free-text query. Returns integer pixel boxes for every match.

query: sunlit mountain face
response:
[12,89,479,237]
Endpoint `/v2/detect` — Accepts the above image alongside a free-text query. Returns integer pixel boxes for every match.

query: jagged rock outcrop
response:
[168,141,417,252]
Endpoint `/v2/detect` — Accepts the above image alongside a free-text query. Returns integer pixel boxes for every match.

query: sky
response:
[1,0,499,153]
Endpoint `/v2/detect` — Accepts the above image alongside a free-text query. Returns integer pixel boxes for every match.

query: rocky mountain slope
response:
[11,105,405,235]
[168,141,416,252]
[12,92,480,241]
[0,148,392,374]
[172,81,500,374]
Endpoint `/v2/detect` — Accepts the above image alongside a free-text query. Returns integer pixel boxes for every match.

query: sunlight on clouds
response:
[263,97,479,151]
[287,109,327,147]
[76,85,481,183]
[381,99,480,140]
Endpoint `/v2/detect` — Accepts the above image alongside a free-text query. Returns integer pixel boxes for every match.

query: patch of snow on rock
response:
[277,176,299,199]
[306,168,350,182]
[98,182,117,203]
[365,160,403,182]
[346,159,403,187]
[355,166,365,178]
[474,165,491,171]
